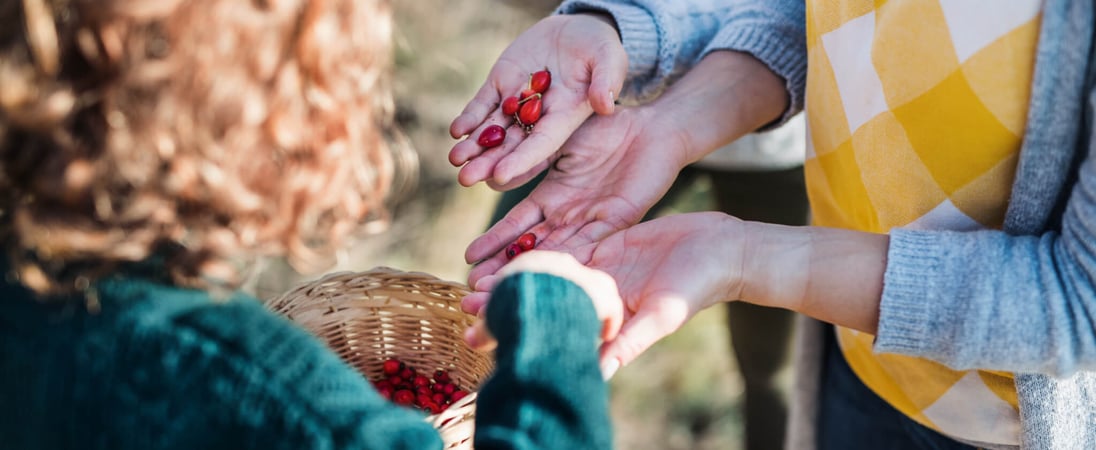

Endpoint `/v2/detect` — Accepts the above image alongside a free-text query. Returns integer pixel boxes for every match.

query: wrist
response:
[646,51,787,164]
[738,221,811,312]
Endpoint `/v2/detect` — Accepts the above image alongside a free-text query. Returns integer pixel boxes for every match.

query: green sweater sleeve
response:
[473,272,613,450]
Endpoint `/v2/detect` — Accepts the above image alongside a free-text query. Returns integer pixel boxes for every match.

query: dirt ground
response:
[248,2,789,449]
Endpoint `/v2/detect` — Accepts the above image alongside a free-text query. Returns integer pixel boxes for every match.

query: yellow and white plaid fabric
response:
[804,0,1043,444]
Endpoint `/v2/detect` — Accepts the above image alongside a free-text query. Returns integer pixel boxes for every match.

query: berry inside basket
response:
[264,267,494,450]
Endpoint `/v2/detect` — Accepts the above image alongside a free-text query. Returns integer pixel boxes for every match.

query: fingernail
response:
[600,358,620,381]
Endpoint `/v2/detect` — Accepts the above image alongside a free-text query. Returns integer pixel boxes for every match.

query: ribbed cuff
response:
[702,24,807,130]
[556,1,661,82]
[874,229,942,355]
[485,272,601,355]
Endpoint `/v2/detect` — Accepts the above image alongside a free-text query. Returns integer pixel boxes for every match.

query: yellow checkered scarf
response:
[804,0,1043,444]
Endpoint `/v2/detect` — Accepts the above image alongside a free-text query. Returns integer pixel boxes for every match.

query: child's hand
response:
[463,251,624,376]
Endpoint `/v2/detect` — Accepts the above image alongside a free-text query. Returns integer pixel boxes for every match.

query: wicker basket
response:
[264,267,494,449]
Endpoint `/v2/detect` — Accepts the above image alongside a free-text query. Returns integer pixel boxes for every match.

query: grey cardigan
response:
[558,0,1096,448]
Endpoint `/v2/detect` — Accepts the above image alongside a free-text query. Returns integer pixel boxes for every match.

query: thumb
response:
[598,297,691,378]
[587,46,627,115]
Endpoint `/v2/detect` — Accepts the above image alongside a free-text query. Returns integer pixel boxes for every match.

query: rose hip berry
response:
[505,243,523,260]
[516,233,536,251]
[477,124,506,148]
[393,389,415,406]
[501,96,520,116]
[382,358,402,375]
[372,358,467,414]
[519,88,537,101]
[518,97,542,126]
[529,69,551,94]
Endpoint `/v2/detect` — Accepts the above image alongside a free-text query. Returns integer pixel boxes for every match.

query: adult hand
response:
[467,212,752,377]
[447,13,627,189]
[462,105,691,295]
[462,50,790,298]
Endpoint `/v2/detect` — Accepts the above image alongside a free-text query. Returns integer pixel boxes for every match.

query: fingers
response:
[465,201,544,264]
[491,108,589,186]
[450,81,503,139]
[454,123,525,186]
[484,160,550,192]
[463,319,497,352]
[587,42,628,115]
[599,296,691,370]
[460,290,492,315]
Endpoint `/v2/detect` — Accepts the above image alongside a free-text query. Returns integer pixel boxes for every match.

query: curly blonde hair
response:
[0,0,410,295]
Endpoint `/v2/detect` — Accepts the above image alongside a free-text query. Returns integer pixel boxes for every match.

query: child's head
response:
[0,0,405,294]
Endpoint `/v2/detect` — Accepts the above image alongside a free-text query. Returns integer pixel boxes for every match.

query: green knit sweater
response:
[0,270,612,450]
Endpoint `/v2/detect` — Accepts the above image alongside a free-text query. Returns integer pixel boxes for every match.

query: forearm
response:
[739,221,889,334]
[640,50,788,170]
[557,0,731,101]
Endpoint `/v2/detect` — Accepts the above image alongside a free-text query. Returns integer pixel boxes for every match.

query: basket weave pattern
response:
[264,267,494,449]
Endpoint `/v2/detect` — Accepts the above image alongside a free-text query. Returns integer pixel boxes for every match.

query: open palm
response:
[448,14,627,189]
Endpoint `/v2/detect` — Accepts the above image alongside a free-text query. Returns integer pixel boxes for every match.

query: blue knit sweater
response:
[0,270,612,450]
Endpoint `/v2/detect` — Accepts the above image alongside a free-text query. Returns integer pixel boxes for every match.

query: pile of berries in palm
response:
[372,358,468,415]
[477,68,552,149]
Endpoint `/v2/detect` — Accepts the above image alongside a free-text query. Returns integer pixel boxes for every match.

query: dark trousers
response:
[490,164,809,450]
[817,325,978,450]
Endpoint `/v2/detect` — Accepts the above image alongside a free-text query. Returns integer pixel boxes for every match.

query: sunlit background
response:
[246,2,791,449]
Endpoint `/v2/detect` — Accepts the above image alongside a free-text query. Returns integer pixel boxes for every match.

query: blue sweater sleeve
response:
[874,32,1096,377]
[556,0,806,126]
[473,272,612,450]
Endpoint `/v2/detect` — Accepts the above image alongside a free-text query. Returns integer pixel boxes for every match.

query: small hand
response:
[463,251,624,365]
[448,14,627,188]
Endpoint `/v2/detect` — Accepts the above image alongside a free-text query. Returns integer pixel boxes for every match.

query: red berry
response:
[376,387,392,400]
[413,375,431,388]
[516,233,536,251]
[505,243,523,260]
[430,403,445,414]
[520,88,537,101]
[416,393,433,406]
[530,69,551,93]
[502,96,520,116]
[451,390,467,402]
[431,382,445,393]
[477,124,506,148]
[518,97,542,126]
[382,359,402,375]
[387,375,403,386]
[393,389,415,406]
[400,367,414,379]
[416,385,432,396]
[433,370,451,385]
[432,393,446,405]
[373,379,392,391]
[443,383,457,396]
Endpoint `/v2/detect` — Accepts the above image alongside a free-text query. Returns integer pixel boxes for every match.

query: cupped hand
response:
[582,212,747,371]
[461,105,692,296]
[448,13,627,188]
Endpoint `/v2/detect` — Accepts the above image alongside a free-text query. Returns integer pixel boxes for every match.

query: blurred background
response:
[247,2,791,449]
